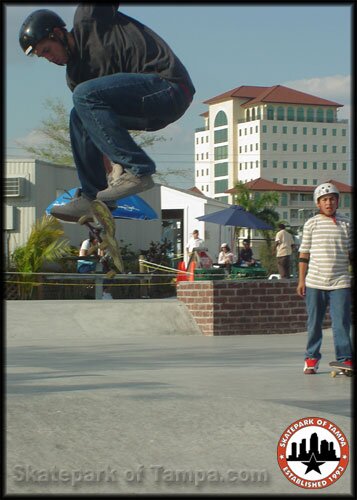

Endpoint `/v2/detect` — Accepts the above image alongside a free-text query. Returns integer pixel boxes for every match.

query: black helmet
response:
[19,9,66,55]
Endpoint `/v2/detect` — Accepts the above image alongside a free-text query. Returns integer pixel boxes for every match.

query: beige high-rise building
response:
[194,84,351,229]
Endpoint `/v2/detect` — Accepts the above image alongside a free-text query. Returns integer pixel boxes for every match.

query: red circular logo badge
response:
[277,417,349,489]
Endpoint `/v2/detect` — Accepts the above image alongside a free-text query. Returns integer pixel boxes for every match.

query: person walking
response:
[19,5,195,222]
[296,182,353,374]
[274,223,295,278]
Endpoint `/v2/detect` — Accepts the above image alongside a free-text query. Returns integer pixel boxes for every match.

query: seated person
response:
[217,243,234,271]
[238,239,256,267]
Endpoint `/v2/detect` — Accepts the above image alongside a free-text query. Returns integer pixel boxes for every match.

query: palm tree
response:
[233,181,280,240]
[10,215,72,299]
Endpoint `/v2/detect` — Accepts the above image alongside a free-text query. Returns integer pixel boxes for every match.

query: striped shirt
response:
[299,213,351,290]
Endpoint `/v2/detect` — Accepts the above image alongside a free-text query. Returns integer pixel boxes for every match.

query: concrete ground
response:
[6,300,353,495]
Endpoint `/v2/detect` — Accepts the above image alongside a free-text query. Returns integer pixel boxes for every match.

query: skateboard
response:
[78,199,124,278]
[329,361,354,378]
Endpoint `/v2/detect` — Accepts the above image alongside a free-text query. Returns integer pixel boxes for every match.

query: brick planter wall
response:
[177,280,332,336]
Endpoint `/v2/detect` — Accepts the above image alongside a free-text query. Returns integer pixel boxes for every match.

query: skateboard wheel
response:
[331,371,337,378]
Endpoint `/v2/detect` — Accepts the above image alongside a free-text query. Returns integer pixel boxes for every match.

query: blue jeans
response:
[70,73,192,199]
[305,287,352,362]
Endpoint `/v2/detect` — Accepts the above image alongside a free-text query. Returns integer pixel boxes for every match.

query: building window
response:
[303,144,307,152]
[273,160,278,168]
[303,179,308,185]
[326,109,334,123]
[283,178,288,184]
[214,128,228,143]
[303,162,307,169]
[277,106,285,120]
[343,195,350,208]
[297,107,304,121]
[332,129,337,136]
[303,127,307,135]
[256,143,259,150]
[332,163,337,170]
[214,179,228,193]
[262,143,267,150]
[283,161,288,168]
[313,162,317,169]
[239,129,242,136]
[322,128,327,136]
[322,145,327,153]
[342,129,346,136]
[214,162,228,177]
[293,161,298,169]
[342,146,347,153]
[312,128,317,135]
[292,126,297,134]
[263,160,268,168]
[281,193,288,206]
[283,144,287,151]
[239,146,242,153]
[307,108,314,122]
[214,110,228,127]
[282,126,287,134]
[257,107,261,119]
[293,179,298,185]
[332,146,337,153]
[342,163,347,170]
[312,145,317,152]
[293,144,297,152]
[316,108,324,122]
[313,179,317,185]
[267,106,274,120]
[272,143,278,151]
[262,124,267,133]
[287,107,295,121]
[273,125,277,133]
[214,146,228,160]
[323,162,327,170]
[273,178,278,183]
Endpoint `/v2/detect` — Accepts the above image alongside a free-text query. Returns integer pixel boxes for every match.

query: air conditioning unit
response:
[4,177,25,197]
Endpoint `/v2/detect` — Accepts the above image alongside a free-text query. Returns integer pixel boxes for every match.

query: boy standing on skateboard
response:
[19,4,195,222]
[296,183,353,374]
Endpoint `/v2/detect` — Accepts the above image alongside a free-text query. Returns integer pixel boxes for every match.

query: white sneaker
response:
[50,192,94,223]
[97,170,154,202]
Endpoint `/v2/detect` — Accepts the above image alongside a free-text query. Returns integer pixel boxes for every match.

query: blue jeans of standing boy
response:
[70,72,192,199]
[305,287,352,362]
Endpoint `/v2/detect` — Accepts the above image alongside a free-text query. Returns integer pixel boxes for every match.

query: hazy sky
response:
[5,3,352,188]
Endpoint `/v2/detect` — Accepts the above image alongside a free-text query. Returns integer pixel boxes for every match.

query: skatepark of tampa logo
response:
[277,417,349,489]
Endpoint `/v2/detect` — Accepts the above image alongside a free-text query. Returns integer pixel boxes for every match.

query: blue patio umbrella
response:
[46,188,158,220]
[196,205,273,230]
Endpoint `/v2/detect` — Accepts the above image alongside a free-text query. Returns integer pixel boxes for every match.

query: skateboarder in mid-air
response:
[296,183,353,375]
[19,4,195,223]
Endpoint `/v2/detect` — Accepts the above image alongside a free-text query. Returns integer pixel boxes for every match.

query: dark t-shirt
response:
[66,4,195,96]
[239,248,253,262]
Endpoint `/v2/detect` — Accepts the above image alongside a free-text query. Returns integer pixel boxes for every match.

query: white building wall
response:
[161,186,233,262]
[4,159,162,262]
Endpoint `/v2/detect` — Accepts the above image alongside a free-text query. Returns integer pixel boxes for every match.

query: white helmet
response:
[313,182,340,205]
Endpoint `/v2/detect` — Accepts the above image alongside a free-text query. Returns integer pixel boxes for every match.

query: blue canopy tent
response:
[196,204,273,259]
[46,188,158,220]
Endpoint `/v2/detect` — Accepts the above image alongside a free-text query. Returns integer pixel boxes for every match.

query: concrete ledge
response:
[6,299,201,341]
